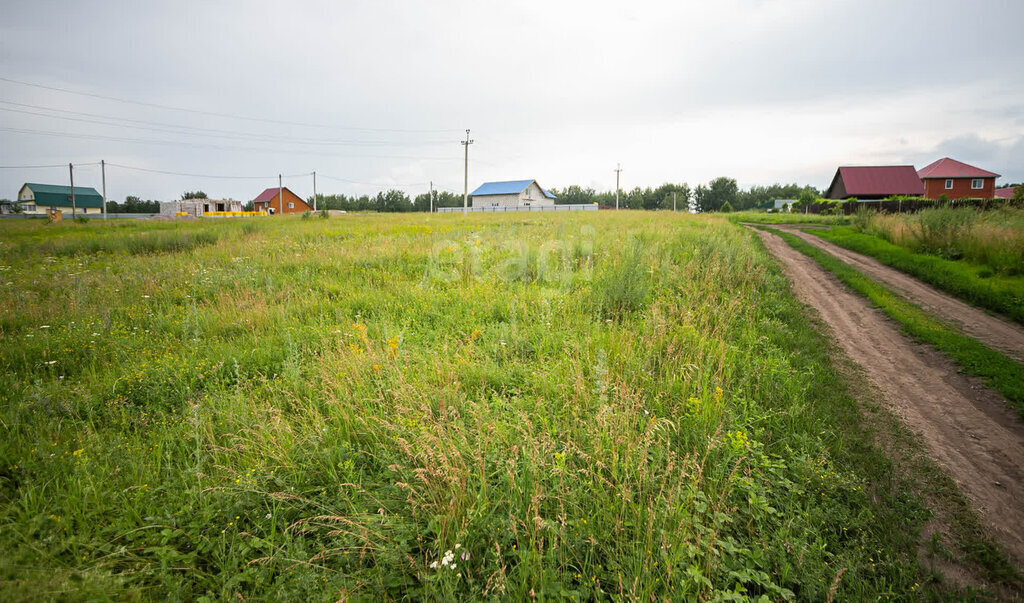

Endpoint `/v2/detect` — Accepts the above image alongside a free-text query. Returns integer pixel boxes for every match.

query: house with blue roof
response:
[469,180,556,208]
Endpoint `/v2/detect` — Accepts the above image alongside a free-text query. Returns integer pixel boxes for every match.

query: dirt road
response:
[750,226,1024,565]
[773,225,1024,363]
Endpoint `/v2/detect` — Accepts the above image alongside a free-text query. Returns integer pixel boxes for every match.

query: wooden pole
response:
[69,163,76,218]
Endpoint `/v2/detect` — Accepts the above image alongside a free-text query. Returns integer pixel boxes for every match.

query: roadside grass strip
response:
[813,226,1024,326]
[758,226,1024,418]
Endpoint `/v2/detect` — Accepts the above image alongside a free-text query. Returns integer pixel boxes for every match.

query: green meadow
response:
[0,213,1011,599]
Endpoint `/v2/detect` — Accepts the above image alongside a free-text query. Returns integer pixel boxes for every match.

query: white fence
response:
[436,204,598,213]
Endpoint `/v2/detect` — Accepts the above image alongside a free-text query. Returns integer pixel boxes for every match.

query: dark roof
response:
[994,187,1016,199]
[827,166,924,198]
[918,157,1000,180]
[19,183,103,208]
[470,180,557,199]
[253,187,299,203]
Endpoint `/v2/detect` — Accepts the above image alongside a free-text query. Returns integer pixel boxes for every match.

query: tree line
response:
[306,178,820,213]
[96,179,822,215]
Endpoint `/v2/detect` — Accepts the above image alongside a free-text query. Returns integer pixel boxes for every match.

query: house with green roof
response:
[16,183,104,215]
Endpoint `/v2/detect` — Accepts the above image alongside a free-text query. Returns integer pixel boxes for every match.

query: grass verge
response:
[757,225,1024,417]
[813,226,1024,325]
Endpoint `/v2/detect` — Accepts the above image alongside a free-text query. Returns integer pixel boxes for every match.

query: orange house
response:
[917,158,1000,200]
[252,187,313,215]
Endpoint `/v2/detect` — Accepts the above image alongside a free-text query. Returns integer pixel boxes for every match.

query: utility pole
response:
[69,163,76,218]
[101,159,107,219]
[673,191,677,212]
[429,180,434,213]
[461,129,474,216]
[615,163,622,210]
[312,171,317,211]
[278,174,283,216]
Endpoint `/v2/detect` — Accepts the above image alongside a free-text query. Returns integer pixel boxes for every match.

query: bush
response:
[74,215,90,224]
[319,208,330,219]
[301,210,312,220]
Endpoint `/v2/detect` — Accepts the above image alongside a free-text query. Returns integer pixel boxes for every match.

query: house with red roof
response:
[995,186,1019,200]
[252,186,312,215]
[825,166,925,200]
[917,158,1000,200]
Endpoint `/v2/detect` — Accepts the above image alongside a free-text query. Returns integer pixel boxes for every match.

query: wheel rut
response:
[773,224,1024,363]
[750,225,1024,566]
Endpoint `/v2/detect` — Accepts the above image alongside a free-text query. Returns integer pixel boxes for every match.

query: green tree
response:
[181,191,208,200]
[720,201,734,213]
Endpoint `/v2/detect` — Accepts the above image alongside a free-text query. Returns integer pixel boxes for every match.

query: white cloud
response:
[1,0,1022,202]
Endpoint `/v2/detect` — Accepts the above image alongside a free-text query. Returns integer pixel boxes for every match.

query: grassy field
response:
[855,207,1024,276]
[730,211,850,225]
[0,213,1013,599]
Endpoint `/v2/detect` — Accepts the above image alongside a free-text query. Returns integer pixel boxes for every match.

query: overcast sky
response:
[1,0,1022,203]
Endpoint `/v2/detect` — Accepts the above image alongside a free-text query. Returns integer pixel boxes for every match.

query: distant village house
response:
[159,198,243,217]
[252,187,311,215]
[470,180,557,208]
[917,157,1000,200]
[15,183,104,215]
[825,166,925,200]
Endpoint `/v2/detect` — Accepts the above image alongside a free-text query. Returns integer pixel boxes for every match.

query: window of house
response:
[523,202,531,207]
[971,179,984,190]
[288,202,294,208]
[525,188,532,199]
[945,179,953,190]
[491,202,499,207]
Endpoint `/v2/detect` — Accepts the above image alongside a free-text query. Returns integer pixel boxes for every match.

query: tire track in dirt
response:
[750,226,1024,565]
[772,224,1024,363]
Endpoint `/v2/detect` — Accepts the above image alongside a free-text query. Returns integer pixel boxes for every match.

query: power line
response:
[0,126,463,160]
[0,76,462,133]
[0,101,456,146]
[106,163,310,180]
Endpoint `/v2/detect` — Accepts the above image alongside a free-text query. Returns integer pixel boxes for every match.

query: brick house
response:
[252,187,312,215]
[917,158,1000,200]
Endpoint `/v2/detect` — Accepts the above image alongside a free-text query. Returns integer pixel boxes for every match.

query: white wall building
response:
[470,180,557,208]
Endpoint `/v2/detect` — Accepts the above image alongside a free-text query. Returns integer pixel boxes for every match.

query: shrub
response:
[301,210,312,220]
[319,208,330,219]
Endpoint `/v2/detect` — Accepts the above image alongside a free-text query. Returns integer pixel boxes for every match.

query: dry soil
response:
[751,226,1024,566]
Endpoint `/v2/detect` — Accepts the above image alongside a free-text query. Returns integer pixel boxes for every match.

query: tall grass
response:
[860,207,1024,275]
[0,213,1013,599]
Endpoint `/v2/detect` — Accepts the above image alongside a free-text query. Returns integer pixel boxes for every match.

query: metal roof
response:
[831,166,924,197]
[470,180,557,199]
[19,183,104,208]
[994,187,1016,199]
[252,187,298,203]
[917,157,1000,180]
